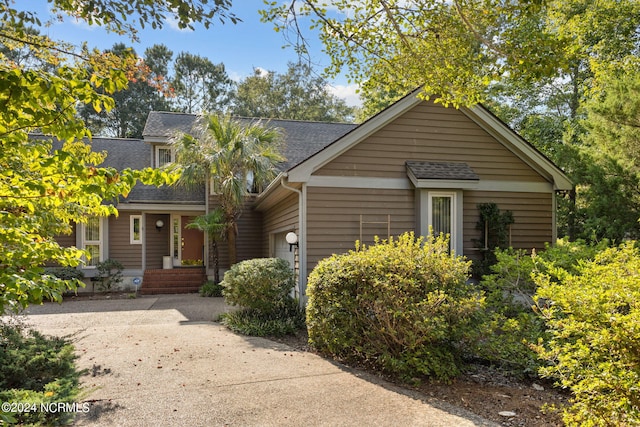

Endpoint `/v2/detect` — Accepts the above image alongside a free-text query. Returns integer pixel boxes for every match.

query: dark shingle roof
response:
[143,112,357,170]
[34,113,356,206]
[406,161,479,181]
[40,135,203,204]
[142,111,199,138]
[262,119,356,170]
[85,138,150,169]
[125,183,205,204]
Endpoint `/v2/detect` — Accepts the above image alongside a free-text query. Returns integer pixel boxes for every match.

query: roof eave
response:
[462,105,573,191]
[287,90,424,182]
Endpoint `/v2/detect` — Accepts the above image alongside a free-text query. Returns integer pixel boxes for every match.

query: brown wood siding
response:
[208,195,263,269]
[306,187,415,272]
[316,102,546,183]
[463,191,553,261]
[146,214,170,269]
[262,192,298,256]
[55,225,76,248]
[47,226,77,267]
[108,212,143,269]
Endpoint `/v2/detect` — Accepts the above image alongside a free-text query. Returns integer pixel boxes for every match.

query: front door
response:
[172,215,204,267]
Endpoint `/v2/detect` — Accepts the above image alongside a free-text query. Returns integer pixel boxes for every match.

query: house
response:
[63,89,572,297]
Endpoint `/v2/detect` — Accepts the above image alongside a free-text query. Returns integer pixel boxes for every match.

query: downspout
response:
[280,174,306,304]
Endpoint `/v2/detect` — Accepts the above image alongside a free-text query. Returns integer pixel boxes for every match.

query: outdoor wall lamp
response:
[155,219,164,232]
[285,231,298,252]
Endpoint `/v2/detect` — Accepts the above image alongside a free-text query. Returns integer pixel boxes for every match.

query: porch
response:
[141,267,207,295]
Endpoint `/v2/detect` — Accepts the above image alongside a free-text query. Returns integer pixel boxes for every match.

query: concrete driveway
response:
[19,294,496,426]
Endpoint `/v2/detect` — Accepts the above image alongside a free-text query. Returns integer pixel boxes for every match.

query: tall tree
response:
[171,114,284,264]
[565,71,640,241]
[261,1,640,241]
[79,43,173,138]
[233,62,356,122]
[186,208,226,283]
[262,1,640,110]
[585,72,640,175]
[0,0,235,312]
[172,52,234,113]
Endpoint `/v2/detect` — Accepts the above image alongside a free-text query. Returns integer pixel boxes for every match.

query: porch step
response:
[141,268,206,295]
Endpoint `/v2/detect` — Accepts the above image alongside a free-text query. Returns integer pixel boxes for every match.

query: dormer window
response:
[156,145,174,167]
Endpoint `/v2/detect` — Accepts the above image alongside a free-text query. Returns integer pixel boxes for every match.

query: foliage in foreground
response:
[0,0,227,314]
[306,232,482,382]
[473,239,610,377]
[219,258,303,336]
[199,280,224,297]
[0,322,83,425]
[221,258,295,314]
[533,242,640,426]
[220,299,305,337]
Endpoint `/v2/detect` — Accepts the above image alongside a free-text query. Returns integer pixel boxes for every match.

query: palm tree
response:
[172,113,284,265]
[186,208,226,283]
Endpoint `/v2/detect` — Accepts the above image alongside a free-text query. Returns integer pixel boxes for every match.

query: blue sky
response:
[29,0,361,106]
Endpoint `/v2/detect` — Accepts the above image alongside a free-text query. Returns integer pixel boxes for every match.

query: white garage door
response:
[274,232,295,269]
[274,232,296,297]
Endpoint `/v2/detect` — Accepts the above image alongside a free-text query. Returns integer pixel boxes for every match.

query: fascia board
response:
[462,105,573,191]
[143,136,170,145]
[116,203,205,212]
[253,172,287,211]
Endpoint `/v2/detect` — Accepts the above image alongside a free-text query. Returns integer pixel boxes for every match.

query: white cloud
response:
[165,15,194,32]
[255,67,270,77]
[228,70,244,83]
[326,83,361,107]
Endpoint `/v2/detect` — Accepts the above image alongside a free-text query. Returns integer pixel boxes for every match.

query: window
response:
[130,215,142,244]
[430,194,453,237]
[82,217,103,267]
[156,146,173,167]
[417,190,462,254]
[429,193,454,251]
[245,170,261,193]
[210,171,261,195]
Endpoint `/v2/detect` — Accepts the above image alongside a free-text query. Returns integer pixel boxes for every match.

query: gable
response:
[286,92,572,191]
[313,101,548,183]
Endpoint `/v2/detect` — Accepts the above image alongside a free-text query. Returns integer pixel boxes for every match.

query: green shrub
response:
[44,267,85,282]
[480,239,607,307]
[199,280,223,297]
[471,309,547,378]
[95,258,124,292]
[221,258,294,314]
[307,232,482,382]
[0,323,82,425]
[472,239,610,377]
[220,299,305,337]
[533,242,640,426]
[472,202,514,278]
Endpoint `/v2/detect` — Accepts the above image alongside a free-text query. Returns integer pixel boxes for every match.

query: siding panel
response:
[145,213,170,269]
[306,187,415,272]
[262,192,298,256]
[316,102,546,182]
[209,195,263,269]
[306,188,554,271]
[463,191,553,262]
[109,212,142,269]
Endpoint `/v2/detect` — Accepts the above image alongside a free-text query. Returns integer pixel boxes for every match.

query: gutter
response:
[253,171,285,210]
[279,174,307,305]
